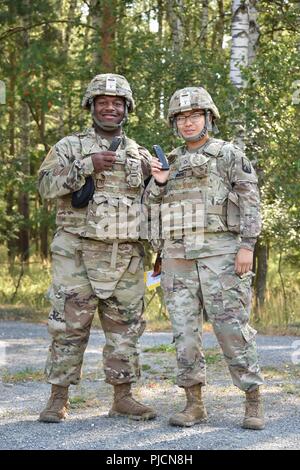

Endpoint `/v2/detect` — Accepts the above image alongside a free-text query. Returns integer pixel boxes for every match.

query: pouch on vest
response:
[71,176,95,208]
[227,191,240,233]
[189,153,209,178]
[125,158,142,188]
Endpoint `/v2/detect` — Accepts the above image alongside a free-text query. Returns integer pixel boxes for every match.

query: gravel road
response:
[0,321,299,450]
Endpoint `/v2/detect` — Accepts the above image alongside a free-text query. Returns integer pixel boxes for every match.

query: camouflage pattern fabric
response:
[38,128,151,239]
[38,125,151,387]
[81,74,135,111]
[167,87,220,124]
[45,230,145,386]
[161,254,264,391]
[143,137,261,255]
[144,136,263,392]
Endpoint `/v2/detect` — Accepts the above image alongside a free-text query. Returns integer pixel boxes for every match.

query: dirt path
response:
[0,321,299,450]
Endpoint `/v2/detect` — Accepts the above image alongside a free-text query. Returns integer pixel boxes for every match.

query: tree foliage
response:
[0,0,299,313]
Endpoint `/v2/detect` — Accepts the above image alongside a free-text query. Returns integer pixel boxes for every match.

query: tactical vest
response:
[56,129,144,241]
[161,138,236,237]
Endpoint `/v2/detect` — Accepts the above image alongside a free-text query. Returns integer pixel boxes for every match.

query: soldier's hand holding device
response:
[151,144,170,185]
[91,136,122,172]
[72,136,122,208]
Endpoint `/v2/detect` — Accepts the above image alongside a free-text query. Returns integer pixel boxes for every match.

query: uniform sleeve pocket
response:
[47,286,66,333]
[227,191,240,233]
[241,324,257,343]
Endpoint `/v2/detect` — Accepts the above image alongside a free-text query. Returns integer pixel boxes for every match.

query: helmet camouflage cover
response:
[167,86,220,125]
[82,73,135,112]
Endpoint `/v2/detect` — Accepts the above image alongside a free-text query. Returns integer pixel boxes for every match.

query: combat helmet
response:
[167,86,220,142]
[82,73,135,130]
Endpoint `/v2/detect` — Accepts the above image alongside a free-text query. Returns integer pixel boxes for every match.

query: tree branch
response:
[0,20,98,42]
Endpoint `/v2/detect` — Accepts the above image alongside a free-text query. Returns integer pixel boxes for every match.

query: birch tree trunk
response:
[229,0,259,149]
[230,1,266,313]
[167,0,185,53]
[230,0,249,90]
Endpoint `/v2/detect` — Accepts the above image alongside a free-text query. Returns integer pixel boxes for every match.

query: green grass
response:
[0,250,51,323]
[205,349,223,364]
[252,252,300,331]
[0,248,299,334]
[69,396,87,408]
[2,368,45,383]
[143,344,223,365]
[143,343,176,353]
[69,395,100,409]
[141,364,153,371]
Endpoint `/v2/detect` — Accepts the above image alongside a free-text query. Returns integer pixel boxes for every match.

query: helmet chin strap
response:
[174,110,218,142]
[90,101,128,131]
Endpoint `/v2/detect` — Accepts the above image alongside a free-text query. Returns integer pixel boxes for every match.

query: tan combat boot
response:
[242,387,265,430]
[169,384,207,427]
[108,383,157,421]
[39,385,69,423]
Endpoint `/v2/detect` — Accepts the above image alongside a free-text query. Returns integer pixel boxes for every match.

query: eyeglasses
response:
[176,112,205,125]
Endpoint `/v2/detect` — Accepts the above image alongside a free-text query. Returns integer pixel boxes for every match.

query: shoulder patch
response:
[167,147,182,165]
[242,157,252,174]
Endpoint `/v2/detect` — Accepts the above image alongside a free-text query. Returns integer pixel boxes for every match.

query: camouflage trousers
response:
[161,253,264,391]
[45,230,146,387]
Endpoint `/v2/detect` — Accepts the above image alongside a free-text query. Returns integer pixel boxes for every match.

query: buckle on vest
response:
[96,175,106,189]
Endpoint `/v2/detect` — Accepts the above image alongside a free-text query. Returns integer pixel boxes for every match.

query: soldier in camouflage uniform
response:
[143,87,264,430]
[38,74,156,423]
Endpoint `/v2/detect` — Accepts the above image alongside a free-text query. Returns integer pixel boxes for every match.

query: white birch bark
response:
[230,0,259,150]
[230,0,249,89]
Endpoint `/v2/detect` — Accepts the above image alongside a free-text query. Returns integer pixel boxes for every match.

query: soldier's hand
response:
[151,157,170,184]
[91,151,116,173]
[235,248,253,276]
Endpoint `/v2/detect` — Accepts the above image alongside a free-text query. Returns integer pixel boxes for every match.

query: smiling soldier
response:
[38,74,156,423]
[143,86,264,430]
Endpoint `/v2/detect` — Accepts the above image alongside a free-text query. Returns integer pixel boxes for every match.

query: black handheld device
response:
[108,136,122,152]
[152,144,169,170]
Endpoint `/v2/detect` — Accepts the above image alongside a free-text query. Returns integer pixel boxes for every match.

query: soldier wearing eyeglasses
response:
[143,86,264,430]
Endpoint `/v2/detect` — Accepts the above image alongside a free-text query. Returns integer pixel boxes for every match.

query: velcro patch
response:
[180,92,191,108]
[106,76,117,92]
[242,157,252,173]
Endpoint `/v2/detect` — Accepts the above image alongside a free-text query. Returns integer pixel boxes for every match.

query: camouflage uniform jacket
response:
[38,127,152,241]
[143,138,261,259]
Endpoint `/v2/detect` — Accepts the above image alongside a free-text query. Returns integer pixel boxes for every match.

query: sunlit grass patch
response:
[2,367,45,383]
[143,343,175,353]
[69,395,100,409]
[205,349,223,364]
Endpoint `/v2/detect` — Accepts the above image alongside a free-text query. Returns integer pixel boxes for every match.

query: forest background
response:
[0,0,299,333]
